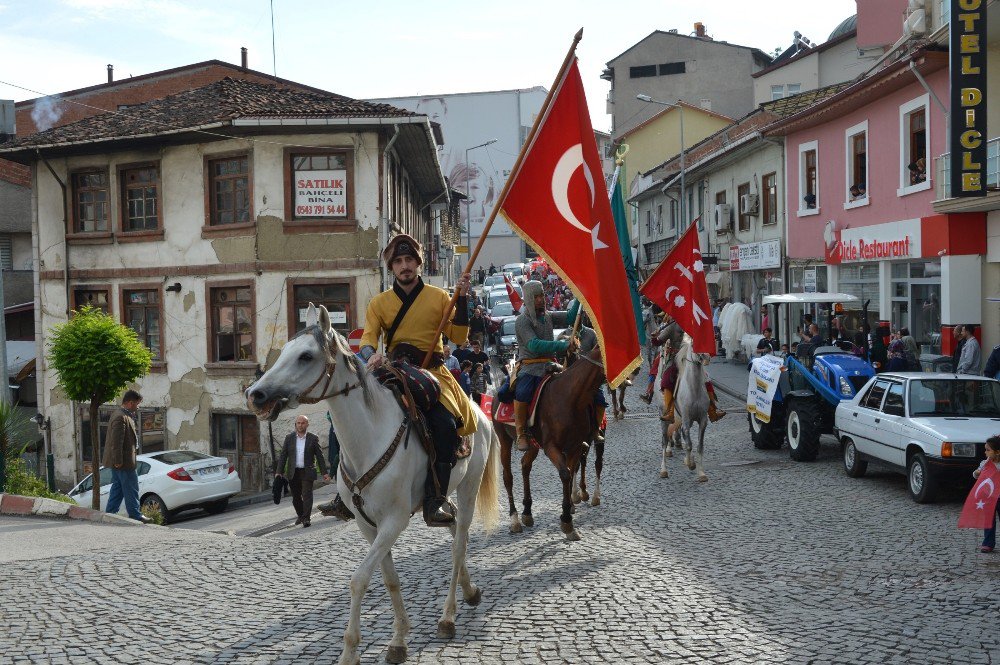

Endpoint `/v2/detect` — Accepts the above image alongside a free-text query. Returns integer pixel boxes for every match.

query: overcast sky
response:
[1,0,859,132]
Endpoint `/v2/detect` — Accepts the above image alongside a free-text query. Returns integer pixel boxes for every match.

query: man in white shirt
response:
[442,344,461,373]
[276,414,330,527]
[957,324,983,375]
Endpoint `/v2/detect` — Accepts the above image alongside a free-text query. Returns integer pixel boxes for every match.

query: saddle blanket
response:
[456,435,472,460]
[492,375,553,426]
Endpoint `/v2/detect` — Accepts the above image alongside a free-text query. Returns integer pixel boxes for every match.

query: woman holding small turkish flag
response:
[958,436,1000,552]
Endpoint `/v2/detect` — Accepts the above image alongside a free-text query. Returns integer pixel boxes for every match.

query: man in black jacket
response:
[276,414,329,527]
[951,325,966,372]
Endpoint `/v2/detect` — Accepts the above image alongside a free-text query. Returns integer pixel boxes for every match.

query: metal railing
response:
[935,136,1000,199]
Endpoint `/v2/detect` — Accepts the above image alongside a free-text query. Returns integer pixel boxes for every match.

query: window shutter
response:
[0,235,13,270]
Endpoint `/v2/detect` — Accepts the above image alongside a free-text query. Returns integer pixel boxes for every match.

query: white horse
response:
[245,304,500,665]
[659,338,711,482]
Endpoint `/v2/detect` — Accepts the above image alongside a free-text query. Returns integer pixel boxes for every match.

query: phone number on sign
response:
[296,205,346,216]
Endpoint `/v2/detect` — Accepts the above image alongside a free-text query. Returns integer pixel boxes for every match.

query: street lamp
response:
[637,94,686,230]
[465,138,498,276]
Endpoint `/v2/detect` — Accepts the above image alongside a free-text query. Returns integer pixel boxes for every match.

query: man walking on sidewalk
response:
[103,390,149,523]
[276,414,330,527]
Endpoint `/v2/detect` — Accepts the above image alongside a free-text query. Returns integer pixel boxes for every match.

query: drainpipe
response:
[908,60,948,198]
[381,126,401,293]
[36,150,75,482]
[764,135,790,345]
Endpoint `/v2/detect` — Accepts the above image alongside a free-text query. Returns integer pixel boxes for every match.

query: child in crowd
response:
[459,360,473,397]
[973,436,1000,553]
[470,362,490,406]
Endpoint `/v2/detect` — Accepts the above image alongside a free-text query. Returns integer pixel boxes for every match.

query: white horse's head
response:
[677,335,711,367]
[245,303,365,421]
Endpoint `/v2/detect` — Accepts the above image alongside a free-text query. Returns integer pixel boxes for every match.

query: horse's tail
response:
[475,422,501,534]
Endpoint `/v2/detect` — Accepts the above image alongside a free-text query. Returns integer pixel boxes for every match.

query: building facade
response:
[0,78,448,490]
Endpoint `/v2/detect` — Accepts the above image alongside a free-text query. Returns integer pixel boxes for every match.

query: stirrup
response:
[516,432,531,452]
[318,496,354,521]
[709,408,727,423]
[423,499,456,527]
[595,428,605,443]
[660,413,674,423]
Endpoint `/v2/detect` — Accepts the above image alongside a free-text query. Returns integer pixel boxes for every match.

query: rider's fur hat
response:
[383,233,423,267]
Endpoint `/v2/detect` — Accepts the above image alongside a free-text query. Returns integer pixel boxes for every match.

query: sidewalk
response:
[0,493,141,526]
[709,356,750,402]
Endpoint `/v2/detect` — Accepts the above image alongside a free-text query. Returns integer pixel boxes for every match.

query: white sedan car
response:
[68,450,242,522]
[835,372,1000,503]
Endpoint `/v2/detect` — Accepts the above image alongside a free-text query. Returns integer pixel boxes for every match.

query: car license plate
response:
[199,466,220,476]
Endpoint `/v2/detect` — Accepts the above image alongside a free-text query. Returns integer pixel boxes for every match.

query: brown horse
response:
[494,346,605,541]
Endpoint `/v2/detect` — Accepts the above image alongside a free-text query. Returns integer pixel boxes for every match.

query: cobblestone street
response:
[4,387,1000,664]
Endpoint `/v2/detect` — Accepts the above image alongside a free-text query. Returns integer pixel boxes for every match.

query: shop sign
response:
[837,218,922,263]
[729,239,781,271]
[294,170,348,217]
[803,268,817,293]
[949,0,988,197]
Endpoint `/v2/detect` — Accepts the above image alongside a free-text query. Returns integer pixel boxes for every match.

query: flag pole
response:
[422,28,584,369]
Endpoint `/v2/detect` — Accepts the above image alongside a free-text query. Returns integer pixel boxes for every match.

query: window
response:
[78,405,116,468]
[787,84,801,96]
[771,84,801,100]
[883,383,905,416]
[899,95,930,194]
[666,200,674,231]
[209,284,254,362]
[844,121,868,206]
[0,234,12,270]
[737,182,751,232]
[645,209,652,236]
[862,380,889,410]
[798,141,819,214]
[123,287,163,362]
[629,65,657,78]
[73,287,110,314]
[771,85,784,101]
[206,155,250,226]
[211,413,259,459]
[658,62,685,75]
[119,164,160,232]
[71,170,110,233]
[762,172,777,225]
[288,280,352,336]
[284,149,355,226]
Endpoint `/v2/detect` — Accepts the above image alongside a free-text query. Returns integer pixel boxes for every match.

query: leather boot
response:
[424,462,456,527]
[595,407,606,442]
[514,400,531,451]
[660,390,675,423]
[708,399,727,422]
[317,495,355,521]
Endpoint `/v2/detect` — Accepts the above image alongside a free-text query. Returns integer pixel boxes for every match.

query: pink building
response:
[768,47,986,358]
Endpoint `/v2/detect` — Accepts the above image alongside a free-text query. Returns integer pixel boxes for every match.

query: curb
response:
[0,493,142,526]
[713,381,747,403]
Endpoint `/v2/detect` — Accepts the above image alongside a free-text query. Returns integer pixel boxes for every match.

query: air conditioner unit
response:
[903,0,926,37]
[740,193,759,216]
[713,204,731,232]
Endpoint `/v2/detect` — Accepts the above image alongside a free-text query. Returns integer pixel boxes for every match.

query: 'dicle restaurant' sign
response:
[950,0,988,197]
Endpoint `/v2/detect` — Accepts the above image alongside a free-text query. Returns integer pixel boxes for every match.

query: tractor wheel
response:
[749,412,782,450]
[786,400,821,462]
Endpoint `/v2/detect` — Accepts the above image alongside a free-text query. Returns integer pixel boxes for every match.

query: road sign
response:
[455,245,469,254]
[347,328,364,354]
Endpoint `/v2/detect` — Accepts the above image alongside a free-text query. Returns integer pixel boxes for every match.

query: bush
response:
[140,502,165,525]
[4,459,74,504]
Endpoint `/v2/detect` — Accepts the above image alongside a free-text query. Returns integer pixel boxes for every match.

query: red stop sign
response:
[347,328,364,354]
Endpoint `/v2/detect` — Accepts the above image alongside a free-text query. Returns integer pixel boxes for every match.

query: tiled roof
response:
[759,81,852,117]
[2,77,416,150]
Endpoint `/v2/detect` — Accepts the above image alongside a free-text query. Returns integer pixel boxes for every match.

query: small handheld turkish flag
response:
[639,224,715,355]
[504,273,523,313]
[958,462,1000,529]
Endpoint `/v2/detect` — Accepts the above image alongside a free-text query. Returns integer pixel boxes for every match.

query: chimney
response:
[107,64,113,83]
[241,47,248,69]
[694,22,706,38]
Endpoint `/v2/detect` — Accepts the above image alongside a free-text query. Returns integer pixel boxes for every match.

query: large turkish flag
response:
[639,224,716,355]
[498,59,640,387]
[958,462,1000,529]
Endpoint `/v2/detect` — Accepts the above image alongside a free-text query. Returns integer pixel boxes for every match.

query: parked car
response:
[485,289,513,313]
[68,450,242,522]
[487,300,518,332]
[834,373,1000,503]
[502,263,526,283]
[494,317,518,363]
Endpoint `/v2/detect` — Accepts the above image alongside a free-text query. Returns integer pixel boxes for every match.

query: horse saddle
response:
[492,374,555,426]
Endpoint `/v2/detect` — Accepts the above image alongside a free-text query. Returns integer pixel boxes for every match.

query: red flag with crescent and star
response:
[639,224,715,356]
[503,273,523,313]
[958,462,1000,529]
[497,58,641,388]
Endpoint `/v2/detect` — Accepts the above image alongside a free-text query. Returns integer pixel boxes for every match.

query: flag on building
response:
[610,173,645,345]
[497,56,641,387]
[958,462,1000,529]
[639,224,715,355]
[503,273,523,313]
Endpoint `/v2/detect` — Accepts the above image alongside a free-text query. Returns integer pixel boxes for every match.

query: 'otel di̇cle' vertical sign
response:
[950,0,988,197]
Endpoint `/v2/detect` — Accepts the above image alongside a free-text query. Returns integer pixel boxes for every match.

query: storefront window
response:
[891,260,941,354]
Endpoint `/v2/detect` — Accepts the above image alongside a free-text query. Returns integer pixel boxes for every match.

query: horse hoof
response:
[521,514,534,527]
[580,489,590,501]
[572,492,582,505]
[590,496,601,507]
[464,587,483,606]
[686,460,696,471]
[386,645,408,663]
[697,475,709,483]
[565,529,581,542]
[659,470,669,478]
[509,521,523,534]
[436,620,456,640]
[664,450,673,458]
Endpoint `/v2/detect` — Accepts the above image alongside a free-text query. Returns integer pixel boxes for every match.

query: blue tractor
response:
[748,294,876,461]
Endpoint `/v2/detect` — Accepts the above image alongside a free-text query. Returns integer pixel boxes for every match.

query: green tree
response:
[47,306,151,510]
[0,400,34,493]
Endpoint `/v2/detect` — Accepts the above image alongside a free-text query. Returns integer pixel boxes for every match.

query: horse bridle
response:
[297,329,363,404]
[578,353,605,369]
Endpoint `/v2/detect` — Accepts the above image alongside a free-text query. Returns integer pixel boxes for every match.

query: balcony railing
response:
[935,136,1000,199]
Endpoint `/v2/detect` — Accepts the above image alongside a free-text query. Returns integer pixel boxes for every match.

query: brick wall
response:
[0,159,30,187]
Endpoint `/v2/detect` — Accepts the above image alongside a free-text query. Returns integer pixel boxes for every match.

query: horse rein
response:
[579,353,605,369]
